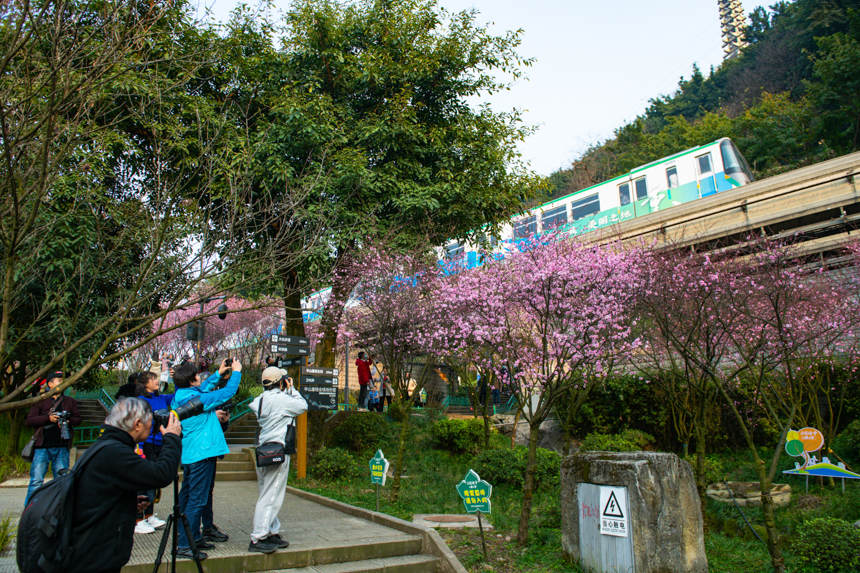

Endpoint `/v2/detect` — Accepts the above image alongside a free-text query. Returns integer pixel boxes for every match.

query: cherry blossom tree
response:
[426,236,645,545]
[342,246,443,500]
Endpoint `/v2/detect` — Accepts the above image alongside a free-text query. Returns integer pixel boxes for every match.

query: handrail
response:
[75,425,104,445]
[229,395,255,423]
[98,388,115,411]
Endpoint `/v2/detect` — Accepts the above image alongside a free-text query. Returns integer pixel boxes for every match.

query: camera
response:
[53,410,71,441]
[223,358,233,367]
[152,396,204,432]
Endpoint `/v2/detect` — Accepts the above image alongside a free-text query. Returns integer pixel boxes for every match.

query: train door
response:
[695,152,717,197]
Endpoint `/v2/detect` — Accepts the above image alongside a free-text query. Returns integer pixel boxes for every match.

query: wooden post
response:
[296,411,307,479]
[296,355,308,479]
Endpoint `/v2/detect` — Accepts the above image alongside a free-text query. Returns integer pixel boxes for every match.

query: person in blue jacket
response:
[136,371,173,533]
[171,357,242,560]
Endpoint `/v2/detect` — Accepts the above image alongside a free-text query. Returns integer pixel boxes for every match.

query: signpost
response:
[269,332,312,480]
[783,426,860,492]
[456,469,492,557]
[299,366,339,411]
[369,450,389,511]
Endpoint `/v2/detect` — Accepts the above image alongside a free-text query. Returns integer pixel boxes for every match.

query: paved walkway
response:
[0,479,461,573]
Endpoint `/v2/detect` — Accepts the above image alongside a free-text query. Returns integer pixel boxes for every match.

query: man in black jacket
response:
[68,397,182,573]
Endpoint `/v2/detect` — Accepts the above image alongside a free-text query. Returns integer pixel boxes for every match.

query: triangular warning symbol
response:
[602,491,624,518]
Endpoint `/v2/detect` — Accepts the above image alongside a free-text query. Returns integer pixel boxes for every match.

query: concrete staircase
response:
[224,412,258,445]
[213,451,257,481]
[76,398,107,425]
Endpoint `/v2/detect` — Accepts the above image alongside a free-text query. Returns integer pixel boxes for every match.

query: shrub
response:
[683,454,725,486]
[0,514,13,556]
[429,418,486,454]
[329,413,390,453]
[831,418,860,465]
[473,445,561,488]
[795,517,859,573]
[311,447,357,480]
[579,429,654,452]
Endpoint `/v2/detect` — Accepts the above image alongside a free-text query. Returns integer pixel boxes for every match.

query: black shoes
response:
[264,533,290,548]
[249,538,279,554]
[203,525,229,543]
[176,547,208,560]
[192,539,215,550]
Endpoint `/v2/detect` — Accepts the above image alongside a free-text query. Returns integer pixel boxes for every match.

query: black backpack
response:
[16,440,109,573]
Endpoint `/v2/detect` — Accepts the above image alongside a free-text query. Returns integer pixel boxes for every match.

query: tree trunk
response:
[390,399,411,501]
[694,423,707,522]
[5,410,24,457]
[516,422,539,546]
[511,407,520,449]
[756,460,784,573]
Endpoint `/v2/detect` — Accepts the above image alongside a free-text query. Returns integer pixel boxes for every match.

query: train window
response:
[570,194,600,221]
[696,153,713,176]
[618,182,631,206]
[541,205,568,230]
[513,215,537,239]
[444,242,464,260]
[634,176,647,200]
[666,166,679,188]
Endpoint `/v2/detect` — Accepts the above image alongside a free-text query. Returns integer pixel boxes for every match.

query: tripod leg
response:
[151,514,174,573]
[178,513,205,573]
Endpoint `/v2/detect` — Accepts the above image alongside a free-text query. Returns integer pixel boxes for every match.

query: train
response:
[442,137,755,262]
[303,138,754,320]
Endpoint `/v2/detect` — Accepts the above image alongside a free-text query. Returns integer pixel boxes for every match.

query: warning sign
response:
[599,486,628,537]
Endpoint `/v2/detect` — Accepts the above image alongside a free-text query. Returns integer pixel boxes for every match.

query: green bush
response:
[329,412,390,453]
[473,445,561,488]
[683,454,725,486]
[311,447,357,480]
[0,515,13,556]
[831,418,860,465]
[429,418,486,454]
[580,429,655,452]
[795,517,860,573]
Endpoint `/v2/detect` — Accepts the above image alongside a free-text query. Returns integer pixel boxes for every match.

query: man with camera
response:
[249,367,307,553]
[66,397,182,573]
[24,371,81,506]
[171,357,242,560]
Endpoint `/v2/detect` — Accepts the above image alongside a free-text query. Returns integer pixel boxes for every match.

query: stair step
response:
[223,451,252,462]
[215,470,257,481]
[227,437,257,444]
[213,460,254,471]
[270,554,439,573]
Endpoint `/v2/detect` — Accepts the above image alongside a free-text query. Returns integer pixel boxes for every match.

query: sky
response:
[196,0,770,176]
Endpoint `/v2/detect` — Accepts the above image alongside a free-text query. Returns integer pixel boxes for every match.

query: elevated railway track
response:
[581,151,860,266]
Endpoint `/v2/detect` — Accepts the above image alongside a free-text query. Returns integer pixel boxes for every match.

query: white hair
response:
[105,397,152,431]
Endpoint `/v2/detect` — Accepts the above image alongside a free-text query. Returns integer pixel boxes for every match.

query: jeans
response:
[25,447,70,506]
[177,457,216,549]
[358,384,368,409]
[202,459,217,530]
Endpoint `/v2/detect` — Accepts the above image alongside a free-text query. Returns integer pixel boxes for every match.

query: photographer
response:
[68,397,181,573]
[171,358,242,560]
[249,367,307,553]
[24,371,81,506]
[135,370,173,533]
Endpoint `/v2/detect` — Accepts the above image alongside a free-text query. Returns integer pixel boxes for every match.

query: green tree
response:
[217,0,537,366]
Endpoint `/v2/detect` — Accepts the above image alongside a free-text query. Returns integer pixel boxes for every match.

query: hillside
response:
[546,0,860,200]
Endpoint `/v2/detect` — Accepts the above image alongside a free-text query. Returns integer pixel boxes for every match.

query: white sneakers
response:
[134,520,155,534]
[147,514,167,529]
[134,514,166,534]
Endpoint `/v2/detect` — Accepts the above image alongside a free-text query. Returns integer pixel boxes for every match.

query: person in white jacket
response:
[248,366,308,553]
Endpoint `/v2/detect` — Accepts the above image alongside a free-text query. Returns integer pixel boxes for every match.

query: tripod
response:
[151,475,204,573]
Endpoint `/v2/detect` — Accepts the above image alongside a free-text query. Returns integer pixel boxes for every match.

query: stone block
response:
[561,451,708,573]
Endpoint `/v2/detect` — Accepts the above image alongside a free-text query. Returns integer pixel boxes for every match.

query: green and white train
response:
[443,137,754,262]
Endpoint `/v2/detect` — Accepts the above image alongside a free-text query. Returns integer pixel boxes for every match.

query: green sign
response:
[369,449,389,486]
[456,469,492,514]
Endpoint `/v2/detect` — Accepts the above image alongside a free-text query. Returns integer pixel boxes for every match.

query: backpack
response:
[16,441,110,573]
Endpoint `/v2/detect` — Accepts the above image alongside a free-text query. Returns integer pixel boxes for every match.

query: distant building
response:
[719,0,748,60]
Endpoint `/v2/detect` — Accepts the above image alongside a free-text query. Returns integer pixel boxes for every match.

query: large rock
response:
[561,451,708,573]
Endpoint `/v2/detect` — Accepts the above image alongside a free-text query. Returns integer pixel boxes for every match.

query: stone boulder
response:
[561,451,708,573]
[706,482,791,507]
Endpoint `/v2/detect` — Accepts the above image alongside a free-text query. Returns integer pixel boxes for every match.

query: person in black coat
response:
[68,397,182,573]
